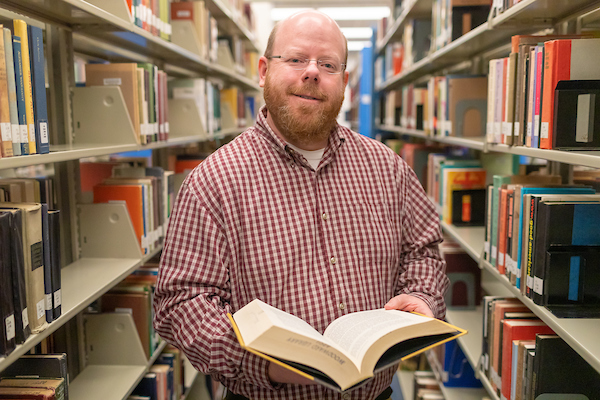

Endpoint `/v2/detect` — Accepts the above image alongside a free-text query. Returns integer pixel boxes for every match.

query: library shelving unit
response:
[0,0,259,399]
[376,0,600,398]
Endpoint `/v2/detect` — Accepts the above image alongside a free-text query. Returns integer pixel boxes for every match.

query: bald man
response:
[154,11,448,400]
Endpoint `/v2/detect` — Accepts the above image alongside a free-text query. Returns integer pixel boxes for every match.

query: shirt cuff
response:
[240,351,285,391]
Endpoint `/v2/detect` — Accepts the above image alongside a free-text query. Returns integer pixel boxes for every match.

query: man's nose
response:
[302,60,320,82]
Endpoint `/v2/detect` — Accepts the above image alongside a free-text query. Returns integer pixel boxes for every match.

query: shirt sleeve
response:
[152,174,279,391]
[396,160,449,319]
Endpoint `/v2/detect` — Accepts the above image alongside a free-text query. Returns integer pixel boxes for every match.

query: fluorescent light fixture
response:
[271,8,311,21]
[318,7,390,20]
[271,7,390,21]
[340,27,373,39]
[347,41,368,52]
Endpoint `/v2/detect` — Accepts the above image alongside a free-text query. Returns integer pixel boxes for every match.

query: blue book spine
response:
[27,25,49,154]
[3,28,20,156]
[12,36,29,156]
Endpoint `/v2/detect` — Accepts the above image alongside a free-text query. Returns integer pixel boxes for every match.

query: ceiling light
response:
[317,7,390,20]
[347,41,369,52]
[340,27,373,39]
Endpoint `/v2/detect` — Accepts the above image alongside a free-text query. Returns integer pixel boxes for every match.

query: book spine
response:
[532,46,544,149]
[531,201,549,305]
[0,28,13,158]
[27,25,49,154]
[525,196,536,298]
[41,204,53,323]
[540,40,571,149]
[12,36,29,156]
[4,28,20,156]
[48,210,61,319]
[13,20,36,155]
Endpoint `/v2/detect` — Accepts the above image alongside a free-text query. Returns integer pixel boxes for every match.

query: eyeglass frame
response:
[267,55,347,75]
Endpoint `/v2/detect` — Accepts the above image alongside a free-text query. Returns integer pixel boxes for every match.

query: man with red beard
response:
[154,10,448,400]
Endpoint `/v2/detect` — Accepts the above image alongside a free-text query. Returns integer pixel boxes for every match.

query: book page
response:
[323,309,430,362]
[262,304,327,343]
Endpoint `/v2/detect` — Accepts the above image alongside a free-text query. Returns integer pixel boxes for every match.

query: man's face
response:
[259,14,349,149]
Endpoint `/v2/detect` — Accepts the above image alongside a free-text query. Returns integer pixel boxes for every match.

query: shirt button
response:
[339,302,345,310]
[322,212,328,221]
[330,256,336,265]
[342,393,350,400]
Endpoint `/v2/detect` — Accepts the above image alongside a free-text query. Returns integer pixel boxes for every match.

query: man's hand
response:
[268,362,315,385]
[384,294,434,317]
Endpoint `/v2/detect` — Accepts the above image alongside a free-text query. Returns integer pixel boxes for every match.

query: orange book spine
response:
[539,40,571,149]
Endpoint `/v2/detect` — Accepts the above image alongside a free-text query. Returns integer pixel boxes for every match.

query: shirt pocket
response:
[350,202,397,265]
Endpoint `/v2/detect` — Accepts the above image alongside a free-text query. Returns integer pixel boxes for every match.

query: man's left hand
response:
[384,294,434,318]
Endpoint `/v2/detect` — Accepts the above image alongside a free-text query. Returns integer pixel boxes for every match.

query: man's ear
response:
[258,56,269,87]
[343,70,349,87]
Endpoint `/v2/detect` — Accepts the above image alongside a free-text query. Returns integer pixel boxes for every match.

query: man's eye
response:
[321,63,336,70]
[288,58,302,64]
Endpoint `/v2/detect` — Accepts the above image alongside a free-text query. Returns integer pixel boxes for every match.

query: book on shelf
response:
[513,339,536,400]
[0,209,30,344]
[0,378,64,400]
[48,210,61,320]
[13,20,36,155]
[149,364,171,400]
[227,299,466,392]
[0,387,55,399]
[40,204,53,323]
[131,373,158,400]
[27,25,49,155]
[500,319,554,400]
[532,334,600,399]
[0,203,47,334]
[0,353,69,400]
[4,27,21,156]
[0,26,13,158]
[0,211,16,356]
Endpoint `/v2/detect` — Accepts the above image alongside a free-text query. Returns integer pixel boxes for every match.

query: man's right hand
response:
[268,362,316,385]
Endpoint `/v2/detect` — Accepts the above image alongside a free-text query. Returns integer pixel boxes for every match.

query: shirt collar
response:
[254,105,346,158]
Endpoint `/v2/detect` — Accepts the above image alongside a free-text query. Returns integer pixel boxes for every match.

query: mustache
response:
[287,85,328,101]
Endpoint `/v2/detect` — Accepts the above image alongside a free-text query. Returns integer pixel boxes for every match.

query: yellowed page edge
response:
[226,313,315,382]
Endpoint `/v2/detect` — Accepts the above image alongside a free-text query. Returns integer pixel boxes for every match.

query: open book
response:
[227,299,466,392]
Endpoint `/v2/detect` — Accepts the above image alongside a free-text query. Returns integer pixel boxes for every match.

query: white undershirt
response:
[286,143,325,170]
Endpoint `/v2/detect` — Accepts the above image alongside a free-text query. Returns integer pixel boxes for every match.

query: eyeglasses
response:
[268,55,346,75]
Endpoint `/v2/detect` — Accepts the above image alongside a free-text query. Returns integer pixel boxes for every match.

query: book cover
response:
[500,320,554,400]
[12,35,29,155]
[0,211,16,356]
[441,167,486,224]
[0,378,64,400]
[0,203,47,333]
[27,25,49,154]
[3,28,19,156]
[13,20,36,155]
[450,188,486,226]
[228,299,466,392]
[0,387,54,399]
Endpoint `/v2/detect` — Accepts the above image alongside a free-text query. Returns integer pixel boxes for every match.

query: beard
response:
[263,74,345,147]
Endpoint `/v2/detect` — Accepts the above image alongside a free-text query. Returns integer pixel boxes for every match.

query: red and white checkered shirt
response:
[153,106,448,400]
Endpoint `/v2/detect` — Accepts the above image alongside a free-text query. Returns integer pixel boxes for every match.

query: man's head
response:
[258,11,349,150]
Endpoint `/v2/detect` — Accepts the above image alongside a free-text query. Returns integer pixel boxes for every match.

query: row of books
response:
[0,177,61,357]
[85,62,170,145]
[484,173,600,317]
[80,160,177,255]
[378,74,488,139]
[486,35,600,150]
[0,353,68,399]
[129,344,191,400]
[481,296,600,400]
[411,370,444,400]
[0,20,49,158]
[376,0,490,83]
[127,0,172,41]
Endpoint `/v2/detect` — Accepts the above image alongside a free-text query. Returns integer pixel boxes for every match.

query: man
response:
[153,10,448,400]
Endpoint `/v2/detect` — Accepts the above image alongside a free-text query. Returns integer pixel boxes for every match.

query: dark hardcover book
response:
[543,246,600,317]
[451,5,490,42]
[450,188,486,226]
[523,348,536,400]
[505,191,515,282]
[0,353,69,400]
[48,210,61,319]
[41,204,53,323]
[12,35,28,156]
[533,334,600,398]
[531,201,600,305]
[0,212,16,356]
[0,208,30,343]
[132,373,158,400]
[27,25,49,154]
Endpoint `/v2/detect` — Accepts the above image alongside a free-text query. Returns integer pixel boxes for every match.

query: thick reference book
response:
[0,353,69,400]
[227,299,466,392]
